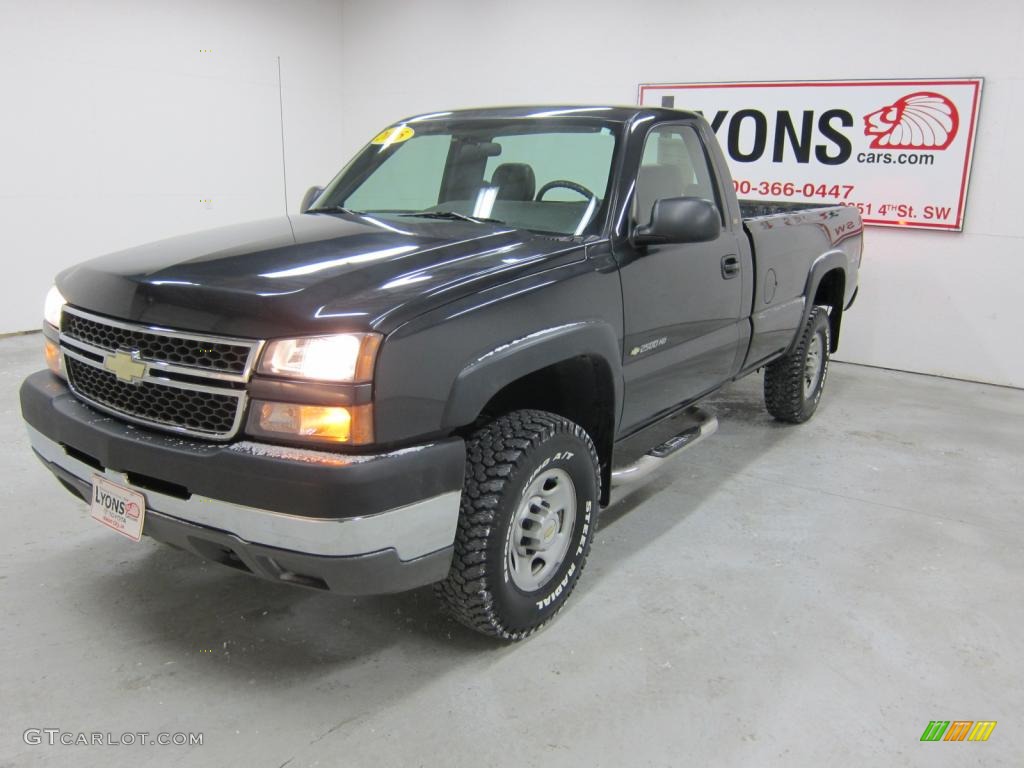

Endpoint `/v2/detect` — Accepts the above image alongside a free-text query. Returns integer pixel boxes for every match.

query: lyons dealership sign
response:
[638,79,983,231]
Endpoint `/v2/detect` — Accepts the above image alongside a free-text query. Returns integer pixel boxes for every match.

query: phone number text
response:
[733,180,855,200]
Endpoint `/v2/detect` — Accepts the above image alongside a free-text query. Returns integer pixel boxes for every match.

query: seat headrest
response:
[491,163,536,201]
[635,164,684,225]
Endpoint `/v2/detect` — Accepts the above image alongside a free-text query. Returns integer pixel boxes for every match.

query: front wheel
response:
[764,306,831,423]
[436,410,600,640]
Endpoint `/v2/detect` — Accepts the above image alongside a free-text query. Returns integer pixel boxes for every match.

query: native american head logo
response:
[863,92,959,150]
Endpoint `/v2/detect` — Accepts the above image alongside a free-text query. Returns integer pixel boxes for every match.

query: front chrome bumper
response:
[28,424,460,562]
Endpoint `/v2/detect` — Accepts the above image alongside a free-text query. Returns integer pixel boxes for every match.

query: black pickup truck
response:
[21,105,861,640]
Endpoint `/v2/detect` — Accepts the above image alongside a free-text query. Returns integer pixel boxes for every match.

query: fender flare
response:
[789,251,847,353]
[441,320,623,431]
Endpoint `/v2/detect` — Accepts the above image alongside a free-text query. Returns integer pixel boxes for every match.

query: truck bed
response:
[739,199,835,219]
[738,199,862,369]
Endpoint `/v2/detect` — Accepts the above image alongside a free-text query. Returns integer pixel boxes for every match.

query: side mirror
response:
[299,186,323,214]
[633,197,721,246]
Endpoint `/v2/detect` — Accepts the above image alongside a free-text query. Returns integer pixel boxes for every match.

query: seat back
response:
[490,163,537,201]
[635,164,685,226]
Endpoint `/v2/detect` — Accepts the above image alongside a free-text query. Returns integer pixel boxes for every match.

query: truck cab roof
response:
[398,104,704,125]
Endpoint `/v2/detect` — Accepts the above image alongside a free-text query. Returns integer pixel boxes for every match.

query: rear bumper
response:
[21,370,465,594]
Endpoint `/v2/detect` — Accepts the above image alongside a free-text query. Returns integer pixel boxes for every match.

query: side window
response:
[634,124,721,225]
[345,134,451,211]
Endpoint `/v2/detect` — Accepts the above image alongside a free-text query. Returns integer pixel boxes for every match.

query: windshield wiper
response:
[306,205,361,216]
[397,211,505,225]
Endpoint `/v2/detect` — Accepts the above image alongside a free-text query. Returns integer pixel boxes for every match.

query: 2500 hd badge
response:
[22,104,860,640]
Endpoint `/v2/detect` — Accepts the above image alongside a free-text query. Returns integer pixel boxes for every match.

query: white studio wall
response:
[333,0,1024,388]
[3,0,1020,388]
[0,0,348,335]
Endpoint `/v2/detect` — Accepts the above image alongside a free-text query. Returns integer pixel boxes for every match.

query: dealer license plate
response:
[90,475,146,542]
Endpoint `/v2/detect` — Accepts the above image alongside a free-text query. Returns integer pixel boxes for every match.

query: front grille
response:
[58,307,261,440]
[66,357,242,436]
[63,312,252,375]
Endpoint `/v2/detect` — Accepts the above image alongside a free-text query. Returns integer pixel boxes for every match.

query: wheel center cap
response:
[540,519,558,545]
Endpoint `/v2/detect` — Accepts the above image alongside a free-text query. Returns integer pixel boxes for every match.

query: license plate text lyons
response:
[90,475,146,542]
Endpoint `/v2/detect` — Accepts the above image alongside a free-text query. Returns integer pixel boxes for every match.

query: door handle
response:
[721,255,740,279]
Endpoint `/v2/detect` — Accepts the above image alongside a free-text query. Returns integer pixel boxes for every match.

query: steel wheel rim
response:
[804,333,824,398]
[507,468,577,592]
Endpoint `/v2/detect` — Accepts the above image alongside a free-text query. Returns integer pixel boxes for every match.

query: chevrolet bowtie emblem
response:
[104,350,147,384]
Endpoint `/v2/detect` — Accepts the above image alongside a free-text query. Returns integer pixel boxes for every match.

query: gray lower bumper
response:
[29,424,461,562]
[49,455,453,593]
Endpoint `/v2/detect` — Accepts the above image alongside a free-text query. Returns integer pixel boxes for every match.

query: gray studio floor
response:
[1,332,1021,767]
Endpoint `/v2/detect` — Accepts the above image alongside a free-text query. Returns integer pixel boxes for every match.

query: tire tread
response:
[435,409,599,641]
[764,306,831,423]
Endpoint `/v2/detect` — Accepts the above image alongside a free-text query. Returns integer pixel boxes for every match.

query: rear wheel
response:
[436,409,599,640]
[764,306,831,423]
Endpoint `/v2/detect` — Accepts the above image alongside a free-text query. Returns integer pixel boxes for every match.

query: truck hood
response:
[58,213,581,339]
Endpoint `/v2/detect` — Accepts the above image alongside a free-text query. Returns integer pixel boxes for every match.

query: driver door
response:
[618,123,745,433]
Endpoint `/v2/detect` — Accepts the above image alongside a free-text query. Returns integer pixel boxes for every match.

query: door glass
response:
[634,125,721,225]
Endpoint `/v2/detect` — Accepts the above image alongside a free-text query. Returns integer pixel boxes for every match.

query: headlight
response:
[44,285,66,329]
[258,333,381,382]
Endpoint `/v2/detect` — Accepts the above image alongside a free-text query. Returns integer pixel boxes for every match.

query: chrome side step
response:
[609,406,718,503]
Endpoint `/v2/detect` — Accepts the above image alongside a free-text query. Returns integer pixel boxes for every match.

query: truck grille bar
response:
[59,306,263,440]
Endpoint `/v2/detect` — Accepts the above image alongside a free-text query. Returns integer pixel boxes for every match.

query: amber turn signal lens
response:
[44,338,64,379]
[250,401,373,445]
[354,334,381,382]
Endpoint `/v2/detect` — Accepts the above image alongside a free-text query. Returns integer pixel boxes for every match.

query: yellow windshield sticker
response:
[371,126,415,145]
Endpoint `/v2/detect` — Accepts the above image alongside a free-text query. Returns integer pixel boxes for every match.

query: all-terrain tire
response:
[764,306,831,424]
[435,409,600,641]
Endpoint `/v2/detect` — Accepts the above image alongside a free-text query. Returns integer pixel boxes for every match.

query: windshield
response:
[312,117,621,236]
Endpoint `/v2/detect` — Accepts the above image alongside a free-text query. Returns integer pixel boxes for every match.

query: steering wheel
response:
[536,180,596,202]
